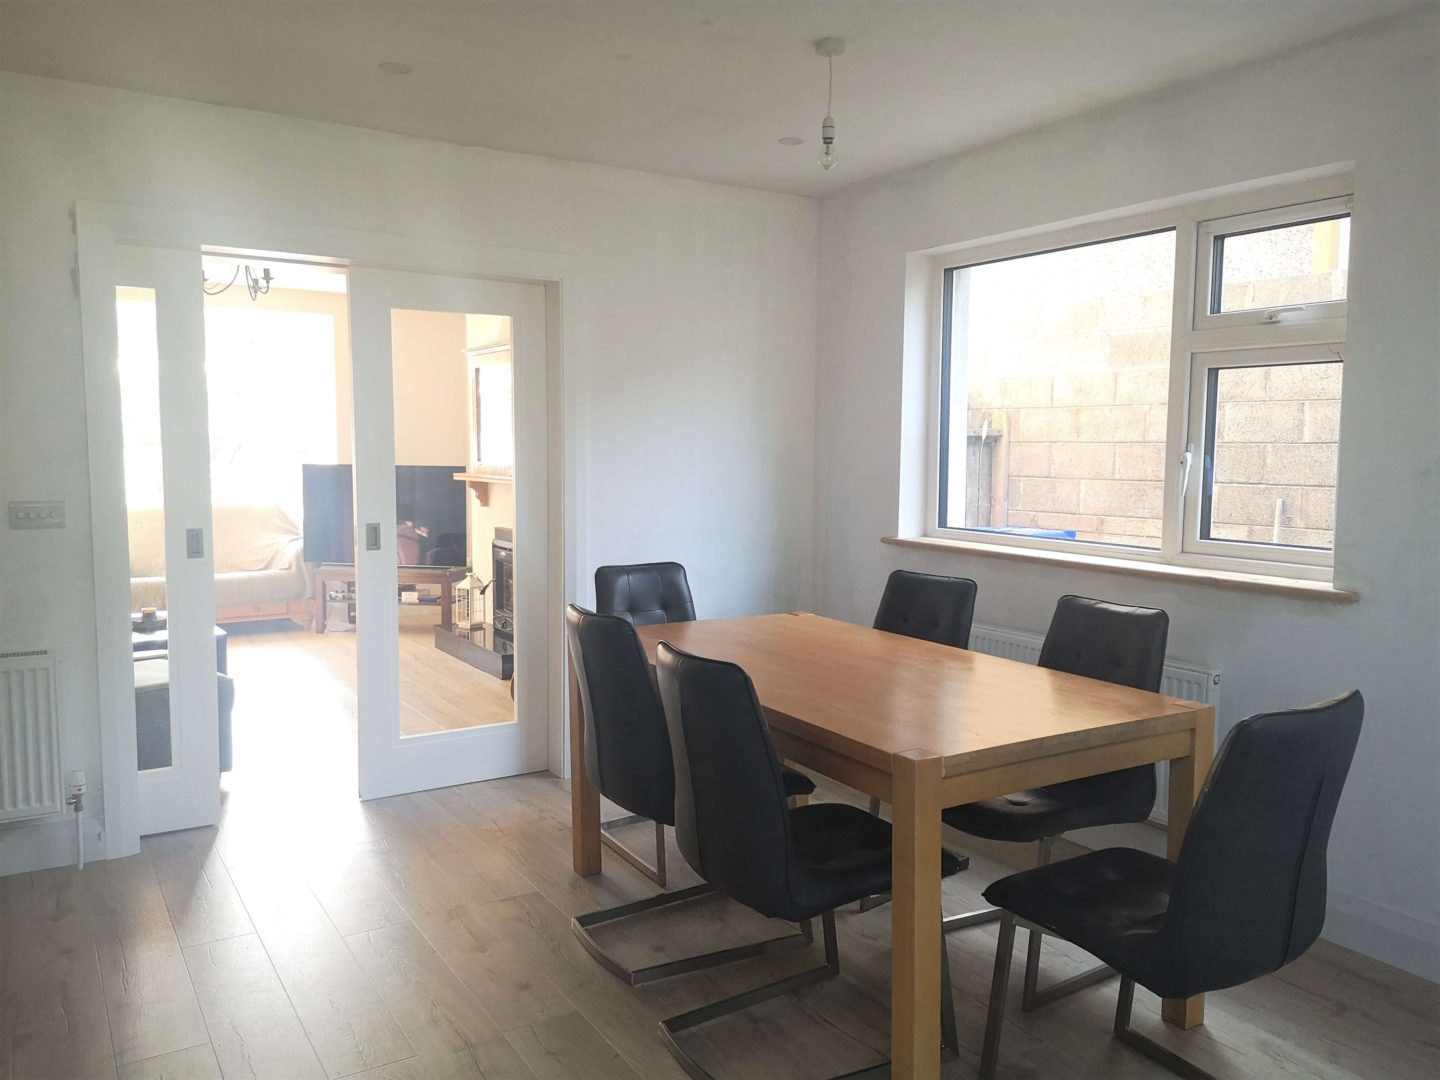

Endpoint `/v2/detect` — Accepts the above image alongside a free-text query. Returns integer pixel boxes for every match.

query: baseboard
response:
[0,811,104,876]
[1321,891,1440,984]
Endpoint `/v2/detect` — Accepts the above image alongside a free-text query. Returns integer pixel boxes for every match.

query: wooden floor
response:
[2,753,1436,1077]
[225,606,514,739]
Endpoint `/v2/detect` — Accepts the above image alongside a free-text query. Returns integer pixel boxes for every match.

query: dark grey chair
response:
[594,561,698,626]
[978,691,1364,1080]
[655,640,968,1079]
[595,559,817,808]
[940,594,1170,1011]
[565,604,810,985]
[872,569,978,649]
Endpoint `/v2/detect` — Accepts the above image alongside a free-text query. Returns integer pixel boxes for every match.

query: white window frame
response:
[1194,196,1352,331]
[1180,344,1344,576]
[926,178,1350,581]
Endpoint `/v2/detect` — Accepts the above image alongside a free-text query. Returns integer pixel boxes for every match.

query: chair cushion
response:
[983,847,1188,997]
[785,803,967,918]
[781,767,817,798]
[942,765,1156,843]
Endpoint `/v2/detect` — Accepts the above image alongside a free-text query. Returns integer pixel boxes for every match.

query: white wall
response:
[0,74,818,872]
[814,10,1440,980]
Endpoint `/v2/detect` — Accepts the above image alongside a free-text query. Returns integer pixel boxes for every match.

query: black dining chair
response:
[872,569,979,649]
[595,561,698,626]
[655,640,968,1079]
[565,604,812,985]
[596,559,817,806]
[940,594,1170,1011]
[978,691,1364,1080]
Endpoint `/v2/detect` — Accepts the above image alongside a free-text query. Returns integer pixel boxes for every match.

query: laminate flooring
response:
[3,732,1436,1078]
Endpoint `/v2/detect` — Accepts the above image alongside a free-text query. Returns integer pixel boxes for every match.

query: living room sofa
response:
[129,504,311,626]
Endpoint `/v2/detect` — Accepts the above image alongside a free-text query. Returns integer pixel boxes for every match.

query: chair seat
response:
[781,767,817,798]
[983,847,1193,997]
[942,765,1156,843]
[784,803,966,920]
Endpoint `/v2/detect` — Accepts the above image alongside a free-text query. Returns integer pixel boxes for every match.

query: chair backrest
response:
[1038,594,1169,692]
[872,570,978,649]
[1164,691,1364,992]
[594,562,696,626]
[564,604,675,825]
[655,641,795,917]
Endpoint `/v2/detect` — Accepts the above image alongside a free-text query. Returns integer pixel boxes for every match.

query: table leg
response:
[570,653,601,876]
[1162,708,1215,1029]
[891,749,943,1079]
[440,577,453,630]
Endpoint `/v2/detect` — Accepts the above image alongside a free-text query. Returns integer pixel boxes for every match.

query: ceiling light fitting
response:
[814,37,845,172]
[202,265,274,301]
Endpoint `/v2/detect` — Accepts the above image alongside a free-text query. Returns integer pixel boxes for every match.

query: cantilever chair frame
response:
[573,879,810,987]
[659,909,959,1080]
[982,912,1218,1080]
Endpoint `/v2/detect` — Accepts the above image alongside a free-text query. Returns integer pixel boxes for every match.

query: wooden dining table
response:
[569,612,1216,1080]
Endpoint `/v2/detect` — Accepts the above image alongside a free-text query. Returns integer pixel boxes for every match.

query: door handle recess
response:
[185,528,205,559]
[365,523,382,551]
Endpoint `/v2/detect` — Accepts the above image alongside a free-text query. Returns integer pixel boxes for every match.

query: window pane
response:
[1203,362,1342,550]
[942,230,1175,548]
[1214,216,1349,313]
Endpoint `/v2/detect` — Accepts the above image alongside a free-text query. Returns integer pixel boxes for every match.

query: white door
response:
[115,245,222,835]
[348,268,550,798]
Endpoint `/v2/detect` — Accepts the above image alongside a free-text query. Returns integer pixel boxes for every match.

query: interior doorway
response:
[109,245,549,837]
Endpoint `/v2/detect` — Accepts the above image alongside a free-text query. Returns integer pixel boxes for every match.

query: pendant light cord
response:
[827,54,834,115]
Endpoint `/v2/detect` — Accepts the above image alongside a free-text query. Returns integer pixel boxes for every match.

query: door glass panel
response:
[117,287,175,771]
[391,309,516,737]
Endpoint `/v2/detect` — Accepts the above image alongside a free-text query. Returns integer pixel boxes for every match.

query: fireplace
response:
[491,528,514,644]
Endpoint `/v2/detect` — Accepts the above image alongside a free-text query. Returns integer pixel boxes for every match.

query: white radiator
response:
[968,623,1221,825]
[0,650,64,823]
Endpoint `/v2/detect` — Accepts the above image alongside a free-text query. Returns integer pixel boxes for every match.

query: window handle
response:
[1263,305,1306,323]
[1180,445,1194,499]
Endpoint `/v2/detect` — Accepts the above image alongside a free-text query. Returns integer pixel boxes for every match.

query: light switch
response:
[8,500,66,529]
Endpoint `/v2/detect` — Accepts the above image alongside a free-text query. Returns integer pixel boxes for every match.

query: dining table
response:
[568,611,1216,1079]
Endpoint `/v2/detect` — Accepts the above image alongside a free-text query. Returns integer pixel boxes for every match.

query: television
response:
[302,464,468,568]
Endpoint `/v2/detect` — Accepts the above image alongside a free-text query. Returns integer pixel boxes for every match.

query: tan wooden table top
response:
[635,612,1207,778]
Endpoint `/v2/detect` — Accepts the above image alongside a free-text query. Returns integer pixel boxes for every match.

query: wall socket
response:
[8,500,66,529]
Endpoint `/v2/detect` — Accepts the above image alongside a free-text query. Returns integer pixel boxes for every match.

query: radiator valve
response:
[66,769,86,814]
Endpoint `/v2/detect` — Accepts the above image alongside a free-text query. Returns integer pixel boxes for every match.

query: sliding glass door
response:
[114,244,222,835]
[348,268,550,798]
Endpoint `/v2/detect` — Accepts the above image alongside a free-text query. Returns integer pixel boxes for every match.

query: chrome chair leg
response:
[663,909,961,1080]
[979,912,1018,1080]
[573,883,811,986]
[660,910,842,1079]
[1019,835,1117,1011]
[1113,977,1220,1080]
[599,813,666,887]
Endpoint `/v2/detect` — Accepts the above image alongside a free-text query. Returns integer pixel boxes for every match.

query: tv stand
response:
[311,563,468,633]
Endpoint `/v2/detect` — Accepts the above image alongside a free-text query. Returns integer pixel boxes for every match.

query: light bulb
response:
[819,114,837,171]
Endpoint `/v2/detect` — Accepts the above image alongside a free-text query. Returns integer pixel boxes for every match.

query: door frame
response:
[77,201,579,860]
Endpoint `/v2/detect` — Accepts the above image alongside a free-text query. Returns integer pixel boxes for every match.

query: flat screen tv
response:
[302,464,468,568]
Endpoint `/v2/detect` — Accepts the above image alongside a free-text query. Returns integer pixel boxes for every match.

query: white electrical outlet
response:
[9,500,66,529]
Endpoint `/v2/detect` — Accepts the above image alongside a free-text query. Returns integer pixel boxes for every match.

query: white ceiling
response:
[0,1,1423,195]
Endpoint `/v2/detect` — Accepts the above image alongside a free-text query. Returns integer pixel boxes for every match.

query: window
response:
[933,185,1350,579]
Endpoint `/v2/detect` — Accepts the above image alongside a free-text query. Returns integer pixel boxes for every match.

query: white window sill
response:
[882,535,1358,603]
